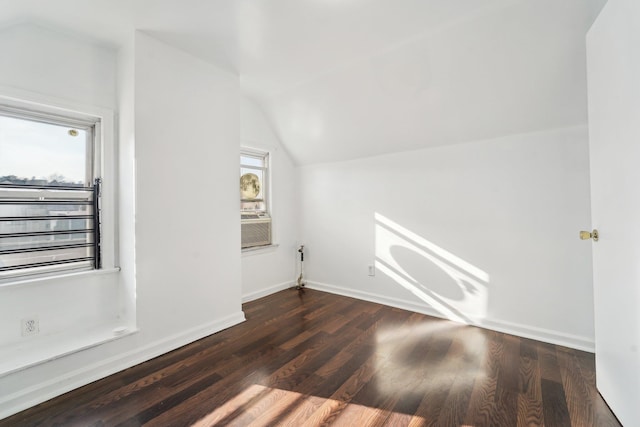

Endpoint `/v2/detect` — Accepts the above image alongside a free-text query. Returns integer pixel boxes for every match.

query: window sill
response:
[0,267,121,289]
[0,325,137,378]
[242,243,279,256]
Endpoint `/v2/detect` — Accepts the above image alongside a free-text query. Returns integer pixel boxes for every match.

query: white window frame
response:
[240,148,272,249]
[0,91,116,284]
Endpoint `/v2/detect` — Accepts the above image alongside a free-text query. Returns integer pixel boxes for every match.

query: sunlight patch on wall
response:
[374,212,490,324]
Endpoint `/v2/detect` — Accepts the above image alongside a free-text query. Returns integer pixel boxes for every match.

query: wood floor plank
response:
[539,342,563,383]
[541,378,572,427]
[299,353,383,427]
[557,349,595,426]
[435,326,487,426]
[462,331,502,427]
[0,289,622,427]
[406,332,456,425]
[491,334,521,426]
[516,339,544,427]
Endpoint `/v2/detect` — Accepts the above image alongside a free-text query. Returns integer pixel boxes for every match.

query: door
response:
[586,0,640,425]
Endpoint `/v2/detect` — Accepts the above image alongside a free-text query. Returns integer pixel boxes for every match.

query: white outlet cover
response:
[21,317,39,337]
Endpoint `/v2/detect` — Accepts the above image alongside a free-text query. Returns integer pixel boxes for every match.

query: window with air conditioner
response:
[0,104,102,280]
[240,149,271,249]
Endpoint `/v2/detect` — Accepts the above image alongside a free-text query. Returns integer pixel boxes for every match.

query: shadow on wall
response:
[374,213,490,325]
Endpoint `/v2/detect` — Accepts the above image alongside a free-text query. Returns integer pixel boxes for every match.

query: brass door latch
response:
[580,229,599,242]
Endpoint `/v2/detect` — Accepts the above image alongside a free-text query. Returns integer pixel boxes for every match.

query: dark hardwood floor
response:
[1,289,621,426]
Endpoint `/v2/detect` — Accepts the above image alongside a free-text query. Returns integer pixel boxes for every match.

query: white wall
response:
[0,23,116,109]
[0,29,245,419]
[117,35,137,330]
[240,98,300,301]
[302,126,595,351]
[134,32,243,334]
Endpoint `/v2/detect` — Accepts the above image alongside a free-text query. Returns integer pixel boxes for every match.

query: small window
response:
[240,149,271,249]
[0,105,102,280]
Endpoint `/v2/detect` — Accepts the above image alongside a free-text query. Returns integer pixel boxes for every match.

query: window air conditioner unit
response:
[241,217,272,248]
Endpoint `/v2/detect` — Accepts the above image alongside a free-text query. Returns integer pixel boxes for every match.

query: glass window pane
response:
[240,155,264,168]
[0,115,90,186]
[240,201,266,213]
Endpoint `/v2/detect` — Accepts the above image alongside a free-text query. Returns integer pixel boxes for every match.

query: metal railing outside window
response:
[0,179,101,277]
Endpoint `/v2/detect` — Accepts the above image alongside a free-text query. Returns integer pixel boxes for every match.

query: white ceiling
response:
[0,0,607,165]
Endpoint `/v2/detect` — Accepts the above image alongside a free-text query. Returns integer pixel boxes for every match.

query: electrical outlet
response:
[21,317,39,337]
[368,265,375,276]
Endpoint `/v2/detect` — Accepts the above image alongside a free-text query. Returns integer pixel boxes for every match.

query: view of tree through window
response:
[240,150,272,248]
[240,152,267,215]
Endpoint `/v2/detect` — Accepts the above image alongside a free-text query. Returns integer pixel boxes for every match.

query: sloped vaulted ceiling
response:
[244,0,606,165]
[0,0,606,165]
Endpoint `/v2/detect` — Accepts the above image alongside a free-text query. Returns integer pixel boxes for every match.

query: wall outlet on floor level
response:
[368,264,375,276]
[21,317,39,337]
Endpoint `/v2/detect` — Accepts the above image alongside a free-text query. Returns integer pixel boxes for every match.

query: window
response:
[240,149,271,249]
[0,104,102,280]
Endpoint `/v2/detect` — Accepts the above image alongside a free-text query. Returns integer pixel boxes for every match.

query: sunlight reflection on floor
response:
[374,322,488,396]
[190,383,429,426]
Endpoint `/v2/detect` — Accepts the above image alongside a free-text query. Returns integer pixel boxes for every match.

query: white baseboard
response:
[306,281,595,353]
[0,311,246,421]
[242,281,294,303]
